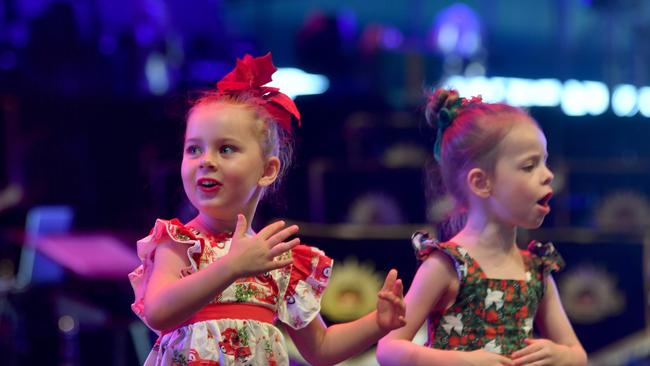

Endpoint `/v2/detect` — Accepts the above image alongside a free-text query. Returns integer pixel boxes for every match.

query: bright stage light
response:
[636,87,650,117]
[612,84,638,117]
[267,68,330,99]
[443,75,645,118]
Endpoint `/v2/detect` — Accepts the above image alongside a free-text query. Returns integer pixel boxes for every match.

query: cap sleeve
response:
[527,241,565,278]
[412,231,467,280]
[277,244,333,329]
[127,218,203,325]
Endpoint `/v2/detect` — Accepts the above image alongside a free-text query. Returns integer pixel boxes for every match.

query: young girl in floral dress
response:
[129,53,406,366]
[376,89,587,366]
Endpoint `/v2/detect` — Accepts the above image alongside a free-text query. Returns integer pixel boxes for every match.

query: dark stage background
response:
[0,1,649,365]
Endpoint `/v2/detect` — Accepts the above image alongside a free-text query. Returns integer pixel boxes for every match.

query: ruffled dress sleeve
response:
[127,218,204,329]
[527,241,565,298]
[277,244,333,330]
[411,231,467,281]
[527,241,565,277]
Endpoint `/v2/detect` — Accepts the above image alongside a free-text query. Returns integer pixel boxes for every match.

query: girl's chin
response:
[523,217,546,229]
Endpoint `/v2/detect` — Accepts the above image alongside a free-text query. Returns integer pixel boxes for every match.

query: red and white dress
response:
[128,219,333,366]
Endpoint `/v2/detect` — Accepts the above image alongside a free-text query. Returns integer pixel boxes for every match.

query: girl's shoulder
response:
[144,218,199,243]
[136,218,207,273]
[143,218,234,249]
[129,219,205,325]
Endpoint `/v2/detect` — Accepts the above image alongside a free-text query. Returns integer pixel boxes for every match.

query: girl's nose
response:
[543,166,554,185]
[199,156,217,169]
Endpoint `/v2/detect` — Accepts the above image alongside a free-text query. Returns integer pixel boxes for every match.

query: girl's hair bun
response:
[425,88,462,130]
[426,88,483,162]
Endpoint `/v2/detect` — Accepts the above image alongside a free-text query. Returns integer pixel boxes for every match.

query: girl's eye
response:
[522,164,535,172]
[220,145,235,154]
[185,145,202,155]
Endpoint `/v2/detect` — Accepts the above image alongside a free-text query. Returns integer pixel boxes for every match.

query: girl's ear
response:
[466,167,492,198]
[258,156,281,187]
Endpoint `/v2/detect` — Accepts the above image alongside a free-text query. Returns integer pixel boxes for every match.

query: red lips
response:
[537,192,553,207]
[197,177,222,193]
[536,192,553,215]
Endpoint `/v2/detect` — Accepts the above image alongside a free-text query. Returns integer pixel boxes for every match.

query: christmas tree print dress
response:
[411,231,564,356]
[129,219,333,366]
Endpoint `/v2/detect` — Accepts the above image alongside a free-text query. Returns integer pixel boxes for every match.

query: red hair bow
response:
[216,52,301,132]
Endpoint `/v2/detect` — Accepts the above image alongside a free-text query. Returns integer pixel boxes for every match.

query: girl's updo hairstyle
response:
[425,88,534,239]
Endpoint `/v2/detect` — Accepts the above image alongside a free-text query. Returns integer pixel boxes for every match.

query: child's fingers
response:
[266,225,299,245]
[393,278,404,297]
[381,269,398,291]
[512,351,543,366]
[233,214,247,238]
[523,338,539,346]
[267,257,293,270]
[268,238,300,258]
[394,297,406,312]
[256,220,286,239]
[377,291,405,308]
[511,344,536,359]
[377,291,395,301]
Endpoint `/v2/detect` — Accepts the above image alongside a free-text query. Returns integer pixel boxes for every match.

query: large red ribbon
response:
[216,52,301,132]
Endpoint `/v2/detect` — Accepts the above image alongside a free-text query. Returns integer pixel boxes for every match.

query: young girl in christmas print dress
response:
[129,53,406,366]
[376,89,587,366]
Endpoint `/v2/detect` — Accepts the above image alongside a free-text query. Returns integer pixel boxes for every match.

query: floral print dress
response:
[411,231,564,356]
[129,219,333,366]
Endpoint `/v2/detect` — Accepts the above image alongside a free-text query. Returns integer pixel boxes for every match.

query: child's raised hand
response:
[226,214,300,277]
[511,338,572,366]
[376,269,406,331]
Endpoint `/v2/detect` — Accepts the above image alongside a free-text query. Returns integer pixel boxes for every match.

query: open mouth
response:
[197,177,222,192]
[537,192,553,207]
